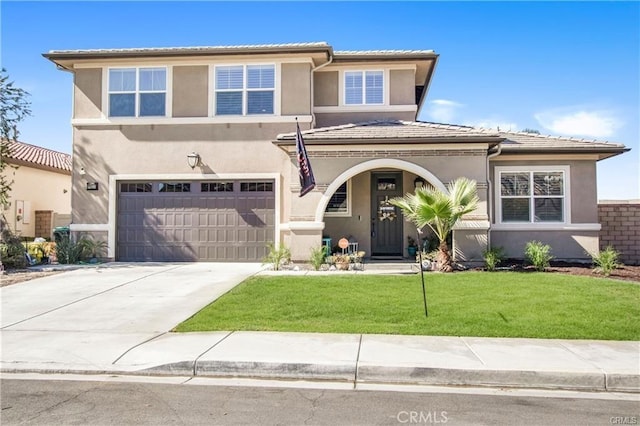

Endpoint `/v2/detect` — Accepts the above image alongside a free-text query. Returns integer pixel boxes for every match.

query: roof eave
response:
[500,147,630,161]
[5,158,72,175]
[42,45,333,62]
[416,55,439,119]
[273,136,503,146]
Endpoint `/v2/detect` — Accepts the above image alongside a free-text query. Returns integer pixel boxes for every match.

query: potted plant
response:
[333,254,351,270]
[407,236,418,257]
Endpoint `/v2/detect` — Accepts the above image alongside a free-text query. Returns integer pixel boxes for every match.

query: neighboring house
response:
[1,140,72,239]
[43,42,628,263]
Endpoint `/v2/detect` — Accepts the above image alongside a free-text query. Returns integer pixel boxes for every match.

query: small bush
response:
[483,246,505,271]
[309,246,326,271]
[78,236,108,260]
[263,242,291,271]
[0,228,27,269]
[591,246,620,276]
[55,235,84,265]
[524,241,553,272]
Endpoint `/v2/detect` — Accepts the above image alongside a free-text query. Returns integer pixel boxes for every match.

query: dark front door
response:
[371,172,403,256]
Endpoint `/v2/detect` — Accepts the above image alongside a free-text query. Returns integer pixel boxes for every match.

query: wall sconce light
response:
[79,167,86,176]
[414,176,426,190]
[187,152,201,169]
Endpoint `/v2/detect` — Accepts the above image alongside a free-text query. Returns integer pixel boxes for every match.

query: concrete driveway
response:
[1,262,262,372]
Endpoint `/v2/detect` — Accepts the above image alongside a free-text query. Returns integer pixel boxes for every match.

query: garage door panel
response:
[118,180,274,261]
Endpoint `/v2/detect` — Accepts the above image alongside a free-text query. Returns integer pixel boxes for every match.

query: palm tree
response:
[390,177,479,272]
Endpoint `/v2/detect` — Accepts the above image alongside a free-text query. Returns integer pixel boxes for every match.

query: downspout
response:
[310,52,333,129]
[486,144,502,249]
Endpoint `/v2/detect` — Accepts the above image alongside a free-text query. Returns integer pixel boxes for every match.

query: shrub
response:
[524,241,553,272]
[483,246,505,271]
[263,242,291,271]
[309,246,326,271]
[591,246,620,276]
[0,227,27,269]
[78,236,108,260]
[55,234,84,265]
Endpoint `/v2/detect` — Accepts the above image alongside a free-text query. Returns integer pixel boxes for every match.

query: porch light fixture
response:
[187,152,201,169]
[414,176,426,190]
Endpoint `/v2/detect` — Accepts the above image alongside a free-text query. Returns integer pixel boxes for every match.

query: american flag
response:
[296,122,316,197]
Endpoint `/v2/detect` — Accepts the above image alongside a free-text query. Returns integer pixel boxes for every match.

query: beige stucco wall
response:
[488,158,600,261]
[313,71,338,107]
[288,149,489,261]
[2,165,71,238]
[390,69,415,105]
[74,69,102,119]
[71,123,294,225]
[173,66,208,117]
[281,63,311,116]
[491,230,598,261]
[489,159,599,224]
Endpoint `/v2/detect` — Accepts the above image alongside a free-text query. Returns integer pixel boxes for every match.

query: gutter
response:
[309,51,334,128]
[486,144,502,249]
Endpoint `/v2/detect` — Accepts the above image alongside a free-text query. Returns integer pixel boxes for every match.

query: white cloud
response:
[425,99,464,123]
[534,108,623,138]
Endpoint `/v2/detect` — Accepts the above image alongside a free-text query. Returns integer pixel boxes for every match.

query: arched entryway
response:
[315,159,447,258]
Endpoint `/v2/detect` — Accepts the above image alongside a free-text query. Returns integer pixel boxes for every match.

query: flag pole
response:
[417,227,428,317]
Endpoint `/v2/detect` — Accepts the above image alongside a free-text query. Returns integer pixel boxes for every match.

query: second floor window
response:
[344,71,383,105]
[109,68,166,117]
[215,65,275,115]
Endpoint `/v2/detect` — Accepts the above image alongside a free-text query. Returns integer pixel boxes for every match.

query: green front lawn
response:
[176,273,640,340]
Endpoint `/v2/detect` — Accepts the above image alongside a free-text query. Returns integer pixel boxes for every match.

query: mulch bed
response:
[491,260,640,283]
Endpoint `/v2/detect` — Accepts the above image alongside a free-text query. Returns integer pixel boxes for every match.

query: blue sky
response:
[1,1,638,200]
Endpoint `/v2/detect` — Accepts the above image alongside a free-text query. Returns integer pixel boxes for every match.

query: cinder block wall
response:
[598,201,640,266]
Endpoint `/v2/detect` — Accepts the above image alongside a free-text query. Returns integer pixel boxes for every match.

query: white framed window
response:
[215,64,275,115]
[496,166,569,224]
[325,180,351,217]
[108,67,167,117]
[344,70,384,105]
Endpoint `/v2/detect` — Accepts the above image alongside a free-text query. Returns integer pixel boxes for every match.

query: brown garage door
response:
[117,180,275,262]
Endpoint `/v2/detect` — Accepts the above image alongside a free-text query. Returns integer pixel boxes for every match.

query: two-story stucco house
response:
[43,42,628,263]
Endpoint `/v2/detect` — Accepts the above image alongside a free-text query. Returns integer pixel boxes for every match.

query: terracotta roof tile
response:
[3,140,72,172]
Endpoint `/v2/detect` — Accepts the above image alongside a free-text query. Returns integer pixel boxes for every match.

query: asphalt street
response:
[2,376,638,426]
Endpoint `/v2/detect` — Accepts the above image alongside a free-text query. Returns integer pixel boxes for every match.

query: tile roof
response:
[277,120,501,141]
[494,129,627,152]
[276,120,628,156]
[334,49,436,57]
[44,43,438,61]
[3,140,72,172]
[45,42,331,57]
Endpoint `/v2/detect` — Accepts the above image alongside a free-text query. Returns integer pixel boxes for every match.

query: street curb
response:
[4,363,638,393]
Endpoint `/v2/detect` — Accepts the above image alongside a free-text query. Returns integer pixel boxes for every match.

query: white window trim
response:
[105,66,170,118]
[212,63,278,116]
[340,69,387,107]
[324,179,352,217]
[494,165,572,229]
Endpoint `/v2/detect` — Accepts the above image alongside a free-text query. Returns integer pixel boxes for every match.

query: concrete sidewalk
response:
[1,262,639,393]
[2,330,638,393]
